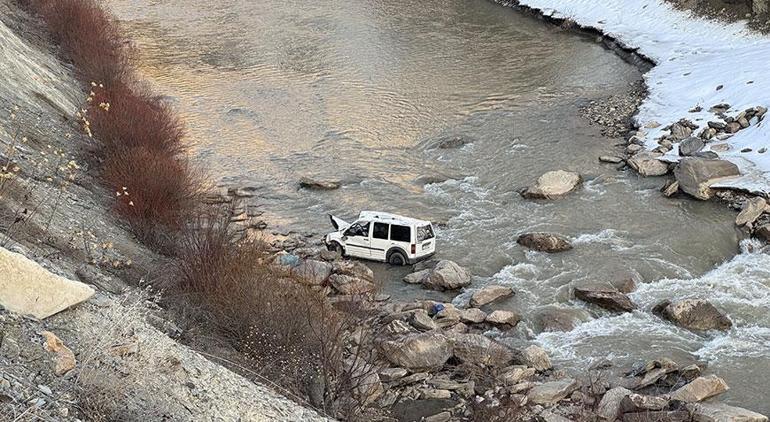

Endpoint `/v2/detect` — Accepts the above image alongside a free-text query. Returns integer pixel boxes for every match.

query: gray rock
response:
[517,232,572,253]
[599,156,624,164]
[669,122,693,140]
[403,269,430,284]
[378,367,408,382]
[596,387,632,421]
[332,260,374,281]
[424,411,452,422]
[654,299,732,331]
[522,170,582,199]
[485,310,520,327]
[623,411,690,422]
[621,393,670,412]
[669,375,729,402]
[688,402,768,422]
[674,158,740,200]
[679,137,705,156]
[527,379,580,405]
[379,332,452,369]
[329,274,375,295]
[449,333,514,367]
[661,180,680,197]
[628,151,670,177]
[499,366,536,385]
[735,197,767,226]
[534,307,590,333]
[574,286,636,312]
[459,308,487,324]
[421,260,471,291]
[293,260,332,285]
[410,310,438,331]
[515,345,552,371]
[470,285,514,307]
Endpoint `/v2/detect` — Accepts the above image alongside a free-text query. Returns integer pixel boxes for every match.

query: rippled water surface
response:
[107,0,769,411]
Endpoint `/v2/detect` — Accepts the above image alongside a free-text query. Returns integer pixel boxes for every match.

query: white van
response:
[325,211,436,265]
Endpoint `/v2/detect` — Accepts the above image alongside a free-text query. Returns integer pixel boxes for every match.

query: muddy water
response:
[106,0,769,412]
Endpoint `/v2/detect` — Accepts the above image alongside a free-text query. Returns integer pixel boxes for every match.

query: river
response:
[106,0,769,412]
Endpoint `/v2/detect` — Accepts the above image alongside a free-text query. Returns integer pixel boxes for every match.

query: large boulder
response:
[329,274,375,295]
[596,387,632,421]
[379,332,452,369]
[674,158,740,200]
[522,170,582,199]
[515,345,552,371]
[485,310,520,327]
[628,151,670,177]
[0,247,94,319]
[574,286,636,313]
[669,375,729,402]
[470,285,514,307]
[687,402,768,422]
[517,232,572,253]
[459,308,487,324]
[421,260,472,291]
[448,333,514,367]
[293,259,333,285]
[527,379,580,405]
[654,299,732,331]
[332,260,374,281]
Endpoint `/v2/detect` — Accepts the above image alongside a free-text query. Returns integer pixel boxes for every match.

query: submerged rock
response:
[674,158,740,200]
[517,232,572,253]
[534,307,590,333]
[574,286,636,313]
[654,299,732,331]
[298,177,341,190]
[469,285,514,307]
[521,170,582,199]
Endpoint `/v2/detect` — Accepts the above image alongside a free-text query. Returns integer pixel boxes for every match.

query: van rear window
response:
[417,225,434,241]
[390,225,411,242]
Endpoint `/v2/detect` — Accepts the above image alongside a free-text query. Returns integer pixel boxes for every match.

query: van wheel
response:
[327,242,343,255]
[388,251,407,266]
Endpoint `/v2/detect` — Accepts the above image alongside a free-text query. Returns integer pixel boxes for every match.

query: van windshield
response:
[417,224,434,241]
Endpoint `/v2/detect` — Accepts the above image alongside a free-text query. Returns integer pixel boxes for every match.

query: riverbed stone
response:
[534,307,590,333]
[470,284,514,307]
[500,366,536,385]
[623,411,690,422]
[332,260,374,281]
[515,345,552,371]
[679,137,705,156]
[628,151,670,176]
[298,177,341,190]
[600,156,624,164]
[329,274,375,295]
[688,402,768,422]
[517,232,572,253]
[459,308,487,324]
[574,286,636,312]
[674,158,740,200]
[654,299,732,331]
[735,197,767,226]
[293,259,333,285]
[421,260,471,291]
[378,367,408,382]
[522,170,582,199]
[527,379,580,405]
[448,333,514,367]
[410,310,438,331]
[669,375,729,402]
[379,332,452,369]
[596,387,632,421]
[485,310,520,327]
[621,393,670,412]
[403,269,430,284]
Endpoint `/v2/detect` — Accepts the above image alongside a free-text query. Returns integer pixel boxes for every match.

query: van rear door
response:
[416,224,436,256]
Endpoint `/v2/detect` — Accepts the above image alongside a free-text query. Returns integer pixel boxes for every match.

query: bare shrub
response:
[24,0,132,84]
[168,208,378,418]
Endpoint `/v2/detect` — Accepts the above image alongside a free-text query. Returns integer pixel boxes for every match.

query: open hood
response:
[329,214,350,231]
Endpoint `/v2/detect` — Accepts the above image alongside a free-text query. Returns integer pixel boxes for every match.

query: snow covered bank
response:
[508,0,770,193]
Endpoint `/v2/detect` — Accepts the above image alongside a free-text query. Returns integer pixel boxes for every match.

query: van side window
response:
[390,225,411,242]
[373,222,389,240]
[417,224,435,241]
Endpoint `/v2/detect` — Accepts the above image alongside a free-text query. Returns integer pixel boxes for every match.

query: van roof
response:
[358,211,431,226]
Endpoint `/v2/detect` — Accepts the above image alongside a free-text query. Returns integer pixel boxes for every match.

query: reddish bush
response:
[27,0,131,84]
[102,146,201,251]
[89,82,186,156]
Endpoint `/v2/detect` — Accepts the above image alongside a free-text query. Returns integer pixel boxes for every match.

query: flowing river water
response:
[106,0,770,412]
